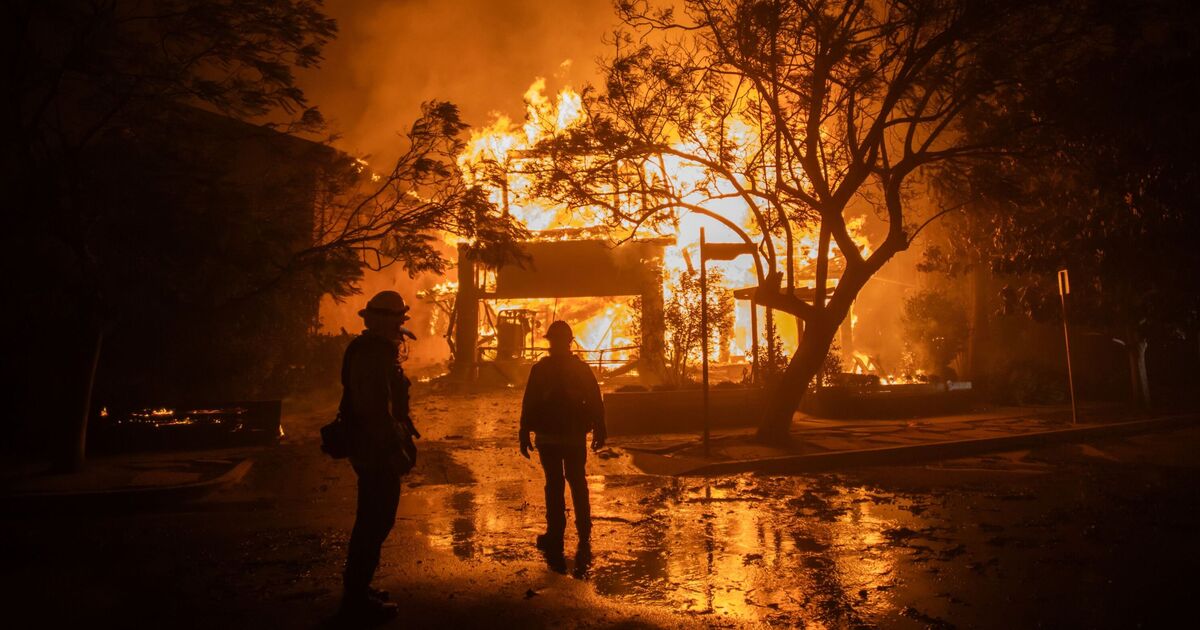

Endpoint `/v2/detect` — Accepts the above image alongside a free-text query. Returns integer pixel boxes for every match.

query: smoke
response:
[302,0,617,162]
[305,0,618,368]
[303,1,930,376]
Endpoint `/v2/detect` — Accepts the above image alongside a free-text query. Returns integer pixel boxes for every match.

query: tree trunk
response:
[966,263,991,388]
[752,229,897,442]
[1136,339,1150,407]
[55,325,103,473]
[452,244,478,381]
[755,319,838,443]
[1125,325,1150,408]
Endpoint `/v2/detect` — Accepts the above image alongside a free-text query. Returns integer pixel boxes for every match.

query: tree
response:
[818,339,844,387]
[293,100,528,292]
[754,311,789,385]
[926,0,1200,407]
[662,267,735,385]
[529,0,1064,440]
[4,1,522,469]
[901,289,968,379]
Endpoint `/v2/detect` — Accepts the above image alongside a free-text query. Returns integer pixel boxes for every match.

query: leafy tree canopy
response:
[524,0,1071,438]
[927,0,1200,338]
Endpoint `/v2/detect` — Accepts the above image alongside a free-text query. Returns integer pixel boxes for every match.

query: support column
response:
[840,300,854,362]
[453,243,479,381]
[750,299,759,384]
[639,255,667,385]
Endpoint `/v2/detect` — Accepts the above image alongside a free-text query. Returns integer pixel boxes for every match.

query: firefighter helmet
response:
[544,320,574,341]
[358,290,410,319]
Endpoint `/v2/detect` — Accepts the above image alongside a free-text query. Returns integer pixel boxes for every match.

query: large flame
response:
[456,76,873,374]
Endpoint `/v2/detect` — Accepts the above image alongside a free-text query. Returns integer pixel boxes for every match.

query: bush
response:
[991,359,1067,405]
[902,289,969,378]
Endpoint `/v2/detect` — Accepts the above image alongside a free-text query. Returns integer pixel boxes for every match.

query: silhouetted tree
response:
[818,340,844,388]
[901,289,968,379]
[528,0,1067,440]
[662,267,735,385]
[926,0,1200,407]
[754,314,789,385]
[3,1,523,469]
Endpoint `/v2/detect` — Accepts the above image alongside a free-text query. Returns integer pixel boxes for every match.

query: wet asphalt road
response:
[4,387,1199,628]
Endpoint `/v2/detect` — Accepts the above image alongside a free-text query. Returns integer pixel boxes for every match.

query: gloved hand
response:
[591,431,606,451]
[401,417,420,439]
[519,431,533,459]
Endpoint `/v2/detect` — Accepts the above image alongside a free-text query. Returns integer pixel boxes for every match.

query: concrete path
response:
[618,404,1200,475]
[8,401,1192,507]
[1,449,254,510]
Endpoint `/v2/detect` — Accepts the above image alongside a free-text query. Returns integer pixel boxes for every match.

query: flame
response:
[416,281,460,337]
[851,351,874,375]
[454,75,875,371]
[477,297,639,368]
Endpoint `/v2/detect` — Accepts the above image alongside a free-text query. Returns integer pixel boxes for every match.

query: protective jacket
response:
[340,331,414,470]
[520,353,606,443]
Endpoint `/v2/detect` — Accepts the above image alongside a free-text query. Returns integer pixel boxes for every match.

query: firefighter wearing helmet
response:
[337,290,420,623]
[519,320,607,557]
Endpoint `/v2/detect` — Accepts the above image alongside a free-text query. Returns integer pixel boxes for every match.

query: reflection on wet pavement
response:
[402,466,972,626]
[399,389,982,626]
[278,389,1180,627]
[8,386,1197,627]
[582,477,948,626]
[448,489,477,559]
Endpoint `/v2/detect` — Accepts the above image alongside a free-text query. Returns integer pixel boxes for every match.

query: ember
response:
[89,401,282,452]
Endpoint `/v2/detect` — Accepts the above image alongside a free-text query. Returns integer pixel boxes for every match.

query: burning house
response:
[449,237,670,383]
[423,79,894,388]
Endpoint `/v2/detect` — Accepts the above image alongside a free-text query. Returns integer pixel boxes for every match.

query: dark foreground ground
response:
[3,387,1199,628]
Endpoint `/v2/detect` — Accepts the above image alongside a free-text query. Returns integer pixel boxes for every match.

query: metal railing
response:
[476,343,640,372]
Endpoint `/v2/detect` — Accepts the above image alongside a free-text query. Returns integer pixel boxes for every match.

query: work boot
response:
[337,595,398,626]
[367,586,389,602]
[535,532,563,551]
[572,540,593,580]
[537,536,568,574]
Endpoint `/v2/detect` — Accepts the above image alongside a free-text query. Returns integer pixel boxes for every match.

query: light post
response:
[698,232,757,455]
[1058,269,1078,424]
[700,229,709,454]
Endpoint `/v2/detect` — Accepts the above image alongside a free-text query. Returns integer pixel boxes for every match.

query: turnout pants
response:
[344,462,402,599]
[537,441,590,537]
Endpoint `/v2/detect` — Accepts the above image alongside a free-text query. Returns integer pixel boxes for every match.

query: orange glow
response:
[478,297,640,369]
[455,77,874,370]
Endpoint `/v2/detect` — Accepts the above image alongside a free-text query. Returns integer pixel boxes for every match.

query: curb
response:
[2,458,254,512]
[675,413,1200,476]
